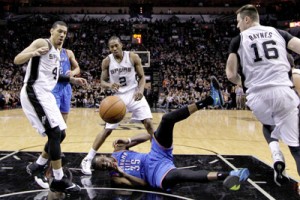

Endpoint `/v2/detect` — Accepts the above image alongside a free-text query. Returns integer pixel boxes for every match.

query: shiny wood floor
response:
[1,108,298,181]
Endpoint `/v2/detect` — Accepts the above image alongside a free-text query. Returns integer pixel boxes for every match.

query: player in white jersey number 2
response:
[226,4,300,186]
[14,21,87,193]
[81,36,155,175]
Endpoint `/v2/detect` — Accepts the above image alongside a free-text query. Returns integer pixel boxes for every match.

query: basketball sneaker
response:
[49,176,81,193]
[223,168,250,191]
[272,151,289,186]
[210,76,224,107]
[26,162,47,176]
[34,173,49,189]
[81,176,97,199]
[81,157,92,175]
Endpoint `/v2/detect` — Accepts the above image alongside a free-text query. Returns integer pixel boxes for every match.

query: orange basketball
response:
[99,96,126,124]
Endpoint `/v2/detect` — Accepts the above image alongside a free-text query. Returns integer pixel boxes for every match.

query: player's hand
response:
[134,91,143,101]
[33,47,49,57]
[110,83,120,93]
[113,138,130,147]
[115,166,125,176]
[70,77,88,87]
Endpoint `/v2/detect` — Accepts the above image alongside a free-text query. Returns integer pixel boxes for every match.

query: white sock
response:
[36,155,48,166]
[53,168,64,180]
[86,148,97,160]
[269,141,280,154]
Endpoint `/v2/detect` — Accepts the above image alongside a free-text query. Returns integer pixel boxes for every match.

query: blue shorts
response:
[52,83,72,113]
[144,138,176,189]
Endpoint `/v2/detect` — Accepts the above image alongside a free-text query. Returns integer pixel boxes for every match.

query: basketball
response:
[99,96,126,124]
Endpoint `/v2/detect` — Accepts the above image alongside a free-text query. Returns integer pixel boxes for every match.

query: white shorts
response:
[20,84,67,136]
[105,89,152,129]
[246,86,300,146]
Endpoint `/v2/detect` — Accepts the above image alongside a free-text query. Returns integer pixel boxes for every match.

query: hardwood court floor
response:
[0,108,300,199]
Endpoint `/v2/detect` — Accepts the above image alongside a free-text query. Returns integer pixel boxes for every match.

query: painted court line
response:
[0,188,194,200]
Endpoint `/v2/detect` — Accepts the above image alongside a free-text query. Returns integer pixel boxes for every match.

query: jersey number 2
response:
[250,40,279,62]
[119,76,127,86]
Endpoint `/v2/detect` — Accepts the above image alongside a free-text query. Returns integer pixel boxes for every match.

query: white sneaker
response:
[81,158,92,175]
[272,151,289,186]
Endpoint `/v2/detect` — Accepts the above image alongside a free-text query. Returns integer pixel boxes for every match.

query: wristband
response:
[127,138,131,144]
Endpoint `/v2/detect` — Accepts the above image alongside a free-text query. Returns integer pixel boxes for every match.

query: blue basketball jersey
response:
[52,48,72,113]
[112,150,147,180]
[112,139,176,189]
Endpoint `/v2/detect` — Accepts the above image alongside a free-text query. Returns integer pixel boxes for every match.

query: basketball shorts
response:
[246,86,300,146]
[144,138,176,189]
[21,84,67,136]
[105,89,152,129]
[52,83,72,113]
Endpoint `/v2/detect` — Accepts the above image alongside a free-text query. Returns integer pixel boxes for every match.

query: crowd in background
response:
[0,12,299,111]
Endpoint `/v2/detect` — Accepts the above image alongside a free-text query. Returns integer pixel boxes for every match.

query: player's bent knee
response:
[60,130,66,143]
[46,126,62,141]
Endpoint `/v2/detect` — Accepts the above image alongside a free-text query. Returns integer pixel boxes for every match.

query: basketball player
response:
[32,40,81,189]
[52,44,80,122]
[14,21,87,193]
[81,36,155,175]
[93,98,250,191]
[225,4,300,184]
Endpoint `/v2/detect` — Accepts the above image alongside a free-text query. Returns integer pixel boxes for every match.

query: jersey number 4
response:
[250,40,279,62]
[52,67,58,80]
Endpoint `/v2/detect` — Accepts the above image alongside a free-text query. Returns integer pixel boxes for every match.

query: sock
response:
[36,155,48,166]
[86,148,97,160]
[53,168,64,180]
[217,172,230,180]
[269,141,280,154]
[196,96,214,110]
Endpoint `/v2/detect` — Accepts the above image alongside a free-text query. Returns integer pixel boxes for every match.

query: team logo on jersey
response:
[110,67,132,74]
[49,54,60,63]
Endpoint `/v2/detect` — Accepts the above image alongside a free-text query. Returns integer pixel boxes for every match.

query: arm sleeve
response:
[228,35,241,54]
[277,29,294,44]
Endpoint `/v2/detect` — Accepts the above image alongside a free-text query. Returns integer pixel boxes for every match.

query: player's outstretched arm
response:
[113,133,151,150]
[14,39,49,65]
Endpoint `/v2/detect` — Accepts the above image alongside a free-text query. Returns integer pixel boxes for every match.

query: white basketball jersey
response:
[108,51,138,94]
[238,25,293,93]
[23,39,60,91]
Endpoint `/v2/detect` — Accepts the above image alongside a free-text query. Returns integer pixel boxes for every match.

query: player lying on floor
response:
[93,97,250,191]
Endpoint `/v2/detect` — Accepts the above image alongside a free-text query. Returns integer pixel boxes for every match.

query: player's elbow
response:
[14,57,22,65]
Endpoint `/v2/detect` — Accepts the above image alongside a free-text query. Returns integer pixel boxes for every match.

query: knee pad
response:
[46,126,61,141]
[60,130,66,143]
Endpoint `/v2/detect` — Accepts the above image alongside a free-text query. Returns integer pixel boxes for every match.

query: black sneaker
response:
[49,176,81,193]
[26,162,47,176]
[274,160,289,186]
